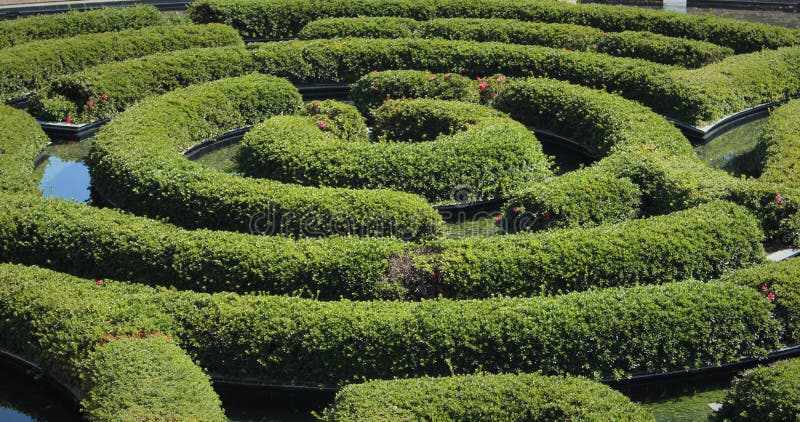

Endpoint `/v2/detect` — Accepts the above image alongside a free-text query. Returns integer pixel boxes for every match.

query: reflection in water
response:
[0,358,80,422]
[37,156,91,203]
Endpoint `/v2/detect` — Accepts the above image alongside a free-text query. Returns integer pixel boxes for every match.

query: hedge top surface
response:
[715,358,800,421]
[0,5,165,49]
[88,73,443,239]
[757,99,800,189]
[188,0,799,52]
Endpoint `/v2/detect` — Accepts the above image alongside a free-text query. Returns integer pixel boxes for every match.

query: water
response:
[694,117,767,176]
[0,358,80,422]
[638,386,729,421]
[36,140,93,203]
[583,1,800,28]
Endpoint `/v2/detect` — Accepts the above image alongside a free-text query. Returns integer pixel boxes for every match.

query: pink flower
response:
[100,93,108,100]
[86,100,94,108]
[372,86,379,92]
[96,279,103,286]
[479,81,488,91]
[542,215,551,222]
[443,74,451,81]
[316,121,327,129]
[371,70,378,74]
[314,102,321,108]
[495,214,503,223]
[512,207,520,213]
[67,140,73,145]
[775,194,783,203]
[428,75,435,81]
[767,292,776,301]
[65,116,72,124]
[760,284,768,292]
[496,76,505,82]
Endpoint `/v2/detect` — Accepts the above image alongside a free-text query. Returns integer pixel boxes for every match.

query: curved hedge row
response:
[299,17,733,68]
[188,0,799,52]
[371,98,506,141]
[81,336,226,421]
[0,5,164,49]
[0,263,782,388]
[715,358,800,421]
[427,201,764,298]
[87,73,443,239]
[757,99,800,188]
[350,70,479,114]
[0,105,49,193]
[0,23,242,102]
[322,373,654,421]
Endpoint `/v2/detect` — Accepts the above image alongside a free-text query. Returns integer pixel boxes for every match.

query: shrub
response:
[302,99,369,141]
[503,167,642,232]
[714,358,800,421]
[0,105,49,193]
[188,0,799,52]
[0,264,781,388]
[427,201,764,298]
[87,74,443,239]
[756,99,800,188]
[322,373,654,421]
[301,17,733,68]
[371,98,507,141]
[0,5,164,48]
[0,24,242,102]
[350,70,479,115]
[82,336,226,422]
[237,112,552,203]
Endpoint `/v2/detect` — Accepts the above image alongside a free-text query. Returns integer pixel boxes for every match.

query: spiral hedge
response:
[3,2,800,420]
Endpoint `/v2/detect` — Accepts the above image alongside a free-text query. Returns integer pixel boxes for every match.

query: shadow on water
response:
[0,358,81,422]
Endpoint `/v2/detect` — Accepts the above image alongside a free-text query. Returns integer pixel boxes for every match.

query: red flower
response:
[371,70,379,74]
[86,100,94,108]
[479,81,488,91]
[775,194,783,203]
[96,279,103,286]
[67,140,73,145]
[767,292,776,301]
[512,207,520,213]
[314,101,321,108]
[372,86,379,92]
[65,116,72,124]
[565,46,575,51]
[494,214,503,223]
[542,215,551,222]
[443,74,451,81]
[316,121,327,129]
[100,93,108,100]
[760,284,768,292]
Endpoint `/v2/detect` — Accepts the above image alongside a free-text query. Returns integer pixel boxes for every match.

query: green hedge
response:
[714,358,800,421]
[32,46,255,123]
[757,99,800,188]
[350,70,479,115]
[0,194,412,300]
[188,0,799,52]
[0,24,242,102]
[371,98,506,141]
[323,373,654,421]
[87,74,443,239]
[237,110,552,204]
[426,201,764,298]
[303,100,369,141]
[503,167,642,232]
[300,17,733,68]
[0,105,49,193]
[81,336,226,422]
[0,264,781,388]
[0,5,165,49]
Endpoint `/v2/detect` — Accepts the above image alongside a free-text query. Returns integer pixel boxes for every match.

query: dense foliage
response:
[0,105,49,193]
[715,358,800,421]
[757,99,800,188]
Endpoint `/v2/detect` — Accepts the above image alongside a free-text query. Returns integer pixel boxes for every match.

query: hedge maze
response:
[1,2,800,420]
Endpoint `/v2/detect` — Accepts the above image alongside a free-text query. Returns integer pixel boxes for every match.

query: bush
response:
[0,194,412,301]
[82,336,226,422]
[32,46,255,123]
[301,17,733,68]
[757,99,800,188]
[350,70,479,115]
[188,0,799,52]
[237,111,552,203]
[371,98,507,141]
[0,24,242,102]
[0,264,781,388]
[0,5,164,49]
[503,167,642,232]
[302,99,369,141]
[87,74,443,239]
[0,105,49,193]
[322,373,654,421]
[427,201,764,298]
[714,358,800,421]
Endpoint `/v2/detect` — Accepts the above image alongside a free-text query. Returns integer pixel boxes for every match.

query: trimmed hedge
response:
[300,17,733,68]
[322,373,654,421]
[757,99,800,188]
[33,46,254,123]
[0,264,782,388]
[0,194,412,300]
[503,167,642,233]
[0,5,164,49]
[303,100,369,141]
[715,358,800,421]
[0,24,242,102]
[82,336,226,422]
[237,109,552,203]
[188,0,799,52]
[371,98,506,141]
[87,74,443,239]
[426,201,764,298]
[0,105,49,193]
[350,70,479,115]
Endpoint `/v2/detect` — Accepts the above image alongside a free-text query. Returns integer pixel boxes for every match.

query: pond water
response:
[0,358,80,422]
[694,117,766,176]
[36,140,93,203]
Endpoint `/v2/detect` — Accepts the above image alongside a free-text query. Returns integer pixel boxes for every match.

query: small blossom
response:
[542,214,551,222]
[760,284,768,292]
[443,74,451,81]
[767,292,776,301]
[67,140,73,145]
[65,116,72,124]
[371,70,378,74]
[316,121,327,129]
[314,101,322,108]
[96,279,103,286]
[496,76,505,82]
[428,75,435,81]
[86,100,94,108]
[775,194,783,203]
[100,93,108,100]
[479,81,488,91]
[495,214,503,223]
[565,46,575,51]
[372,86,379,92]
[512,207,520,213]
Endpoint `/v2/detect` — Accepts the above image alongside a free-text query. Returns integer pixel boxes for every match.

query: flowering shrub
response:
[351,70,478,115]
